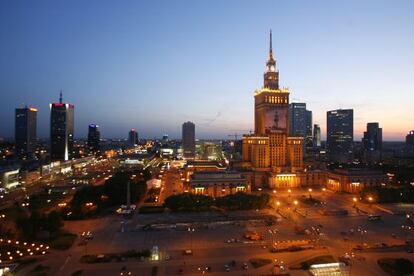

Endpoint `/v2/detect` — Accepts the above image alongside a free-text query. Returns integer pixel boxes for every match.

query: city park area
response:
[1,161,414,276]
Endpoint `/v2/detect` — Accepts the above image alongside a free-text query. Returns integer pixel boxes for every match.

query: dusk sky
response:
[1,0,413,140]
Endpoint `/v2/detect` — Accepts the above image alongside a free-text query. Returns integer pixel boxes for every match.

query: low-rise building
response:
[0,168,20,189]
[327,168,387,193]
[189,171,250,197]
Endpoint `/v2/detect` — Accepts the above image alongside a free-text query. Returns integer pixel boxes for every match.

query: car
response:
[224,265,230,272]
[183,249,193,255]
[242,262,249,270]
[84,231,93,239]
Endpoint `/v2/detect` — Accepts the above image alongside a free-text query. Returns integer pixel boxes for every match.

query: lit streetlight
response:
[188,227,195,252]
[308,188,313,198]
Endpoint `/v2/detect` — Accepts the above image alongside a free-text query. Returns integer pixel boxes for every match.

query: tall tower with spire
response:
[264,30,279,89]
[254,31,289,135]
[242,31,303,189]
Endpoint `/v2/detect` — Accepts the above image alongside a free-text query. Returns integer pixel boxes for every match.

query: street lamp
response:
[308,188,313,198]
[353,197,358,208]
[276,201,281,211]
[293,200,298,211]
[188,227,195,252]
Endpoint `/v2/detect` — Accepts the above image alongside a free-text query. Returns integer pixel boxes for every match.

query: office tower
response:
[15,106,37,159]
[242,31,303,188]
[289,103,307,137]
[162,134,169,144]
[289,103,313,148]
[182,121,195,159]
[362,123,382,163]
[327,109,353,163]
[305,110,313,147]
[313,124,321,148]
[406,131,414,147]
[50,92,74,161]
[362,123,382,150]
[128,129,138,146]
[87,124,101,155]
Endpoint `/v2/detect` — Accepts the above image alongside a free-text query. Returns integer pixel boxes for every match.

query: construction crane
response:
[228,129,253,140]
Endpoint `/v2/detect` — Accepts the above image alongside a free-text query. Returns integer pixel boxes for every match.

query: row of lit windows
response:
[266,96,287,104]
[246,139,268,144]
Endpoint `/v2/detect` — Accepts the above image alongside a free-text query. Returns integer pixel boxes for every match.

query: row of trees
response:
[361,186,414,203]
[67,170,148,219]
[15,210,63,240]
[164,192,270,212]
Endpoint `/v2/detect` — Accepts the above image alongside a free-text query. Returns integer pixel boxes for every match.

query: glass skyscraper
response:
[15,106,37,159]
[327,109,353,163]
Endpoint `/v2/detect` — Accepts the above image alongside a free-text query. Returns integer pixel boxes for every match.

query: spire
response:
[264,30,279,89]
[59,90,63,104]
[269,29,273,60]
[266,29,275,67]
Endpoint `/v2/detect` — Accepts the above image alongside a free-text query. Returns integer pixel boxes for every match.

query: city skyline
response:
[1,1,414,140]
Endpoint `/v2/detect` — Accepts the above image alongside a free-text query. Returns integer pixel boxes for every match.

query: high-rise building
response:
[406,131,414,147]
[182,121,195,159]
[362,123,382,151]
[128,129,138,146]
[313,124,321,148]
[288,103,313,148]
[50,92,74,161]
[242,31,303,188]
[87,124,101,155]
[327,109,353,163]
[362,123,382,163]
[289,103,307,137]
[15,106,37,159]
[305,110,313,147]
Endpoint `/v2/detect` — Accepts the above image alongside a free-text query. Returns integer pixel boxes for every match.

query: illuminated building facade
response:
[189,171,249,197]
[50,92,74,161]
[242,31,304,188]
[327,168,386,194]
[15,106,37,159]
